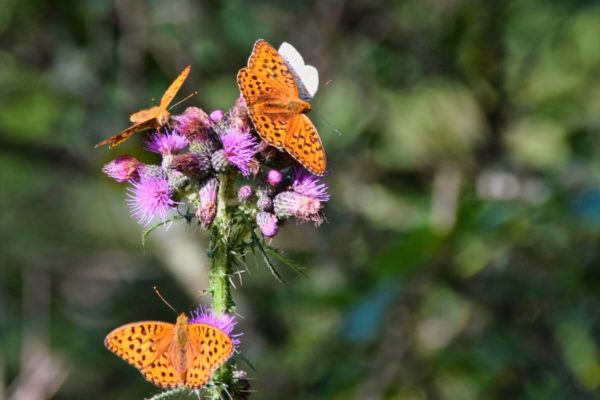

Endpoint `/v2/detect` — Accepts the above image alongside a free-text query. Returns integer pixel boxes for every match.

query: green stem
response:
[207,171,236,399]
[210,171,235,314]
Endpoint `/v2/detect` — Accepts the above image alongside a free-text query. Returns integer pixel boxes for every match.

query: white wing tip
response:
[277,41,319,100]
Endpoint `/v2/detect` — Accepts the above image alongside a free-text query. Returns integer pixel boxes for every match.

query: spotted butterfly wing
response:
[237,68,292,148]
[141,348,185,388]
[104,321,181,388]
[242,40,299,96]
[286,114,325,175]
[185,323,235,388]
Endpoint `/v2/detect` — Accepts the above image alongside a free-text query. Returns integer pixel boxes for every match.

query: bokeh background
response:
[2,0,600,399]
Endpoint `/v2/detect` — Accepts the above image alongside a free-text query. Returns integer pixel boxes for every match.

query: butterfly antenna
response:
[169,91,199,111]
[312,78,341,135]
[153,286,178,315]
[314,110,342,136]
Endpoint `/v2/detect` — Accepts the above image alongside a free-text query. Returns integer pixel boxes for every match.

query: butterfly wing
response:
[95,120,156,149]
[130,106,162,124]
[159,65,191,110]
[185,323,234,388]
[237,68,280,107]
[278,42,306,73]
[285,114,326,176]
[241,39,299,99]
[237,69,294,148]
[141,347,185,389]
[105,321,185,389]
[237,39,302,148]
[278,42,319,100]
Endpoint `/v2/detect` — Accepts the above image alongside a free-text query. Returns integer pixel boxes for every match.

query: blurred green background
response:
[2,0,600,399]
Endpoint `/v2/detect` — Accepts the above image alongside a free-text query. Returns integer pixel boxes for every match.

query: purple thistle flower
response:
[209,109,224,123]
[256,211,278,237]
[145,131,189,155]
[229,96,254,132]
[127,175,176,225]
[190,306,241,350]
[167,169,189,191]
[266,169,283,186]
[220,129,259,176]
[211,149,229,173]
[273,191,324,225]
[102,155,142,183]
[197,177,219,228]
[172,106,211,141]
[170,153,212,178]
[238,185,253,203]
[292,169,330,202]
[256,188,273,211]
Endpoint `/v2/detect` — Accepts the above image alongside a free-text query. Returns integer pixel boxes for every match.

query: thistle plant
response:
[100,50,330,397]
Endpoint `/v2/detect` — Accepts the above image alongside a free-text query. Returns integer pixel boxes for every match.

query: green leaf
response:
[141,216,186,247]
[264,246,308,279]
[259,245,286,285]
[235,354,257,372]
[145,386,189,400]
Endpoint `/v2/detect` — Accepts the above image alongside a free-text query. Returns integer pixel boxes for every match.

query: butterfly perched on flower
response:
[237,40,326,176]
[104,312,234,389]
[95,65,191,149]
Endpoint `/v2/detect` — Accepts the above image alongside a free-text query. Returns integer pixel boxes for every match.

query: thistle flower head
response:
[127,175,177,225]
[274,191,324,225]
[266,169,283,186]
[211,149,230,173]
[220,129,259,176]
[228,96,254,132]
[238,185,253,203]
[256,188,273,211]
[170,153,212,178]
[292,169,330,202]
[190,306,241,350]
[102,155,142,183]
[197,177,219,228]
[209,109,224,123]
[145,131,189,156]
[172,106,211,141]
[256,211,278,237]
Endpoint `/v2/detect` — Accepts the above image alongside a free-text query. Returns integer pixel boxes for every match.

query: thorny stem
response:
[207,171,236,399]
[211,171,235,314]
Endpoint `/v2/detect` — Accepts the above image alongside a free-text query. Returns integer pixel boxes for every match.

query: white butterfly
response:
[278,42,319,101]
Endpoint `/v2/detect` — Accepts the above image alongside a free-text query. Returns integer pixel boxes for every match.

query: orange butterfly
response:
[237,40,326,176]
[95,65,191,149]
[104,313,234,389]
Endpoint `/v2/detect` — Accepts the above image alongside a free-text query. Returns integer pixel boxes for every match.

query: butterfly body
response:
[255,97,311,115]
[129,106,170,126]
[237,40,326,175]
[166,314,191,376]
[96,65,191,149]
[105,313,233,389]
